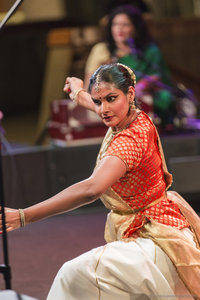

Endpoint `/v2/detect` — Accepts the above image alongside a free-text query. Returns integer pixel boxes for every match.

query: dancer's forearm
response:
[24,179,100,224]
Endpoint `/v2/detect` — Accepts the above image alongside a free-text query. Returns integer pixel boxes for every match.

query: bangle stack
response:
[18,209,26,227]
[73,88,84,103]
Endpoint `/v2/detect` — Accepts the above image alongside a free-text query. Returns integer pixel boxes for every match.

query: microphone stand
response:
[0,0,24,289]
[0,0,24,30]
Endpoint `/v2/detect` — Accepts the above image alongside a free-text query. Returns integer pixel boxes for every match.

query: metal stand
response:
[0,0,24,289]
[0,134,11,288]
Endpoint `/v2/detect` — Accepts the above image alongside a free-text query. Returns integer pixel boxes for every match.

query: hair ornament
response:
[95,73,101,92]
[117,63,136,86]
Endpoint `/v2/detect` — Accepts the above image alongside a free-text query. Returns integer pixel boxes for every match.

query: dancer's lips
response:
[103,116,113,122]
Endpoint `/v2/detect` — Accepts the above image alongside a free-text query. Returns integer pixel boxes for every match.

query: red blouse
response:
[103,112,189,237]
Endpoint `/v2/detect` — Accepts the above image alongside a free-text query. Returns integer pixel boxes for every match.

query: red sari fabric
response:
[103,112,189,237]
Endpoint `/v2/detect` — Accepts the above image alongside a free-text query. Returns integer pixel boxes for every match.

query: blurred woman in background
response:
[84,4,198,132]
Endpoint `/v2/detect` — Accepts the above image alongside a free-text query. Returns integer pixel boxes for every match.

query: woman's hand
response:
[0,208,21,232]
[64,77,84,102]
[64,76,96,112]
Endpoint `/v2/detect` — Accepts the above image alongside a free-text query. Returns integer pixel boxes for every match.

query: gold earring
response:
[129,101,136,111]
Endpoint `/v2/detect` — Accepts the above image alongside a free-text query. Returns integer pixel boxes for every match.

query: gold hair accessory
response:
[117,63,136,86]
[95,73,101,92]
[19,209,25,227]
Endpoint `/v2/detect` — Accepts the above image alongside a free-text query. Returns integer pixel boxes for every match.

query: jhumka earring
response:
[129,101,136,111]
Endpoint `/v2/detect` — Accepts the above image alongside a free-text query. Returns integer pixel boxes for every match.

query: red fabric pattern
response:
[103,112,189,237]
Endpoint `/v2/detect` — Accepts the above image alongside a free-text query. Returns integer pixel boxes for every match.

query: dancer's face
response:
[91,81,135,130]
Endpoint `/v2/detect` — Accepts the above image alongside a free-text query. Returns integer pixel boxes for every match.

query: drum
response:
[47,99,107,146]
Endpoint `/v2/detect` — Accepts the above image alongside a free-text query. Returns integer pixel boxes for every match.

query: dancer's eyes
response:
[106,95,117,103]
[92,99,101,106]
[92,94,117,106]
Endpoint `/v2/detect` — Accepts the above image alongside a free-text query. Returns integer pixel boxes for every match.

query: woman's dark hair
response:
[105,5,153,55]
[88,63,135,94]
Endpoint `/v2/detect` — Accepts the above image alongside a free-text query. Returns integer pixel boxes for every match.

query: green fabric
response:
[118,43,175,126]
[154,90,173,111]
[118,43,172,85]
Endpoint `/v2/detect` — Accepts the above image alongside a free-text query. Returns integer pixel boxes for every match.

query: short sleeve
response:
[85,42,110,74]
[104,130,147,171]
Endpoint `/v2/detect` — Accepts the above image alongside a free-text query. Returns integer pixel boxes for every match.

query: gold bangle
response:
[19,209,25,227]
[73,88,84,103]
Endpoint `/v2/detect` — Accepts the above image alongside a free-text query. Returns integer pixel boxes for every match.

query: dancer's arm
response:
[0,156,126,232]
